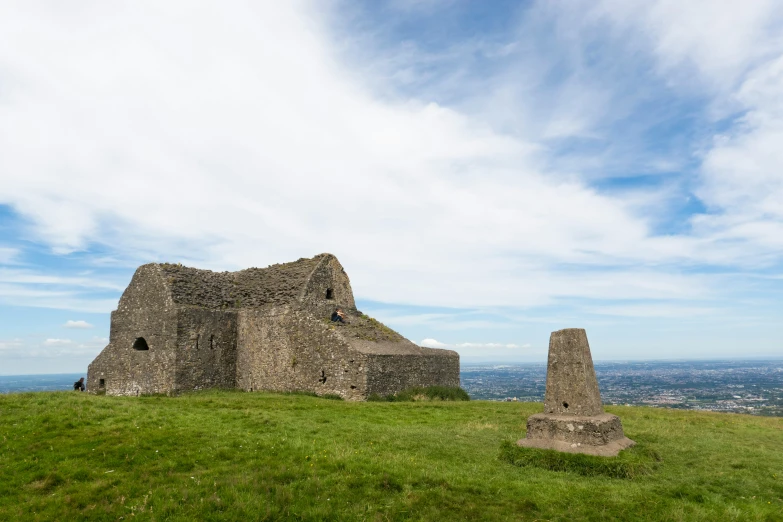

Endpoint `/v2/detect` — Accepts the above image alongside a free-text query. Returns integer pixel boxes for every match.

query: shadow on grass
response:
[498,440,662,479]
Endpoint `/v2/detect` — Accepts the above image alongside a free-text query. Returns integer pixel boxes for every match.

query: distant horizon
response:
[3,356,782,378]
[461,356,783,366]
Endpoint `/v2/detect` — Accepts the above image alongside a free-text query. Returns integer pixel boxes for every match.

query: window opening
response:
[99,379,105,388]
[319,370,327,384]
[132,337,149,351]
[210,335,214,349]
[325,288,334,300]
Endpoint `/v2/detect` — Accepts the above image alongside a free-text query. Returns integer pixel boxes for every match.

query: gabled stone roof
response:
[157,254,329,309]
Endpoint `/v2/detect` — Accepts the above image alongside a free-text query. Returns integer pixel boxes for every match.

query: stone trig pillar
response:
[517,328,635,457]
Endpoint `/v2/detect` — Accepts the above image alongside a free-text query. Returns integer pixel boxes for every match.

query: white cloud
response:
[63,320,94,329]
[0,247,19,264]
[456,342,522,349]
[0,337,107,369]
[421,338,531,350]
[0,338,24,352]
[420,338,448,348]
[0,283,119,313]
[0,268,123,312]
[592,0,783,92]
[43,338,73,346]
[421,337,540,363]
[578,0,783,265]
[694,55,783,257]
[585,304,719,319]
[0,269,125,291]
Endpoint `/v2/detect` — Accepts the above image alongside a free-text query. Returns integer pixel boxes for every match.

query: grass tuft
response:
[277,390,344,400]
[367,385,470,402]
[498,440,662,479]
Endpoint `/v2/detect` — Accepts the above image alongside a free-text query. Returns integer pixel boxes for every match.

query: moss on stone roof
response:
[158,255,327,309]
[321,311,406,343]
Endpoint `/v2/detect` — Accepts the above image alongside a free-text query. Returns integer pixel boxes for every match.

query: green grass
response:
[1,391,781,521]
[498,441,662,479]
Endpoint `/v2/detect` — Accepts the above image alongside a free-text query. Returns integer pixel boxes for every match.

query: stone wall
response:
[236,306,368,401]
[159,255,326,309]
[174,308,238,392]
[87,265,177,396]
[235,306,460,400]
[300,255,356,313]
[364,350,461,397]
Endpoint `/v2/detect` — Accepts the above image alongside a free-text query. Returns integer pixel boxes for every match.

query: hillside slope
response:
[0,391,781,521]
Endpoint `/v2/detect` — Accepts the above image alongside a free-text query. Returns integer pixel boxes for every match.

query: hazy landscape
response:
[462,359,783,417]
[5,359,782,417]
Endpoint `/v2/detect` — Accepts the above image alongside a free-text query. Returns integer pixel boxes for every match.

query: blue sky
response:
[1,0,782,374]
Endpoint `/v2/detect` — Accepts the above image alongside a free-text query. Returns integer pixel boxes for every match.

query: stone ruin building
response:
[517,328,634,456]
[87,253,459,400]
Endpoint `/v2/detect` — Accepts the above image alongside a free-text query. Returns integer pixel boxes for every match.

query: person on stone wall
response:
[331,308,347,324]
[73,377,85,392]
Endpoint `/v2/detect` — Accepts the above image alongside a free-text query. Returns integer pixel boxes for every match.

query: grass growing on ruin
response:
[1,391,782,521]
[368,385,470,402]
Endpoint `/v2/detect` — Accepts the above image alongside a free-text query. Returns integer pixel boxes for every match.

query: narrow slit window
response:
[325,288,334,300]
[132,337,149,351]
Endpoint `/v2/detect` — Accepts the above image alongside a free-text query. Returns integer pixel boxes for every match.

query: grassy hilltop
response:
[0,391,781,521]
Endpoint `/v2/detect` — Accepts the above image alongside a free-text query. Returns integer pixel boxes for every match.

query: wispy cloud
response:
[0,268,122,312]
[420,338,448,348]
[43,338,73,346]
[0,247,19,264]
[0,338,24,352]
[421,338,531,350]
[419,339,531,350]
[0,283,118,313]
[63,320,94,329]
[0,269,125,291]
[456,342,530,349]
[584,304,720,319]
[420,337,538,363]
[1,337,107,359]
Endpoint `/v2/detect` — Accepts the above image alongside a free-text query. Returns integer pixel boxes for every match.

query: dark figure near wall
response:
[331,308,347,324]
[73,377,85,392]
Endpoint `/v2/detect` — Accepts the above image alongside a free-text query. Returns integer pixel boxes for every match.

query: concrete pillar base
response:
[517,413,635,457]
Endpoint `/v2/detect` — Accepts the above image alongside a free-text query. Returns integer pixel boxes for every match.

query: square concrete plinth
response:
[517,413,635,457]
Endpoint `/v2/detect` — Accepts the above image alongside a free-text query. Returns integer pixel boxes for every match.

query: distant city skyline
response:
[1,1,783,374]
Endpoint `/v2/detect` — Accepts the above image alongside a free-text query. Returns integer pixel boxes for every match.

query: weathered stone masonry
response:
[87,254,459,399]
